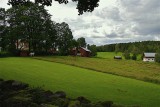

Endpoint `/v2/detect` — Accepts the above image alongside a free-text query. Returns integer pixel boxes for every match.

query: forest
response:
[97,41,160,54]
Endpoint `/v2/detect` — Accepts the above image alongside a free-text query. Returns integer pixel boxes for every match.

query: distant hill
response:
[97,41,160,54]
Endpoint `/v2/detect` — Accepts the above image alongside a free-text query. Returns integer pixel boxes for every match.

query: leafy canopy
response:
[8,0,100,15]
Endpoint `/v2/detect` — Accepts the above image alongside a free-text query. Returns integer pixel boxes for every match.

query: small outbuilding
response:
[143,53,156,62]
[114,56,122,59]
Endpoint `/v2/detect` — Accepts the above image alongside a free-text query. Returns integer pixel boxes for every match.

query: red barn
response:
[79,47,91,57]
[70,47,91,57]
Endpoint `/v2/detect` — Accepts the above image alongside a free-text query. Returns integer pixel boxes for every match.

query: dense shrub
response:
[52,98,69,107]
[1,79,138,107]
[68,101,80,107]
[101,101,113,107]
[123,51,131,60]
[155,53,160,63]
[132,54,137,60]
[77,96,91,104]
[0,51,12,57]
[88,45,97,56]
[53,91,66,98]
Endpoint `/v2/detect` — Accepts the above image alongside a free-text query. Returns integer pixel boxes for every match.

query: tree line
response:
[0,2,95,56]
[97,41,160,54]
[97,41,160,62]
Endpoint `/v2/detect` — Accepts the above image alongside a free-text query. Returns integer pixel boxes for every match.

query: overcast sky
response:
[0,0,160,45]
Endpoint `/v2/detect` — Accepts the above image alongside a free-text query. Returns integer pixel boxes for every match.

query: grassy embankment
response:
[1,57,160,107]
[34,52,160,84]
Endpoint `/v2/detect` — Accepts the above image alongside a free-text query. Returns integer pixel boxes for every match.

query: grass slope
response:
[97,52,142,60]
[1,57,160,107]
[34,55,160,84]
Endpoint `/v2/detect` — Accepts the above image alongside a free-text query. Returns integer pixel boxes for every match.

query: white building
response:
[143,53,156,62]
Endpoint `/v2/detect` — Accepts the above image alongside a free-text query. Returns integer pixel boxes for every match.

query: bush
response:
[0,51,12,57]
[53,91,66,98]
[54,98,69,107]
[155,53,160,63]
[123,51,131,60]
[1,79,138,107]
[30,87,48,104]
[88,45,97,56]
[77,96,91,104]
[68,101,80,107]
[132,54,137,60]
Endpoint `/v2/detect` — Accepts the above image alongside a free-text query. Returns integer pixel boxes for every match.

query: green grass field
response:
[97,52,142,60]
[97,52,123,59]
[1,57,160,107]
[34,55,160,84]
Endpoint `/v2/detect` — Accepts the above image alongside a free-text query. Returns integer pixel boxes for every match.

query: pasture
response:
[97,52,142,60]
[1,57,160,107]
[34,54,160,84]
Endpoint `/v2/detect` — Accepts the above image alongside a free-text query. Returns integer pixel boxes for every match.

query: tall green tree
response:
[0,8,7,51]
[8,0,100,15]
[77,37,86,47]
[115,43,120,54]
[43,20,57,53]
[87,44,97,56]
[131,53,137,60]
[155,49,160,63]
[71,39,78,48]
[123,50,131,60]
[56,22,73,55]
[6,2,55,54]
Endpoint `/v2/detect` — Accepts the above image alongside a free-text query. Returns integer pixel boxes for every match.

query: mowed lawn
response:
[1,58,160,106]
[35,55,160,84]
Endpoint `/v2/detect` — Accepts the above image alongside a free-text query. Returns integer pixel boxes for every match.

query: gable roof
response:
[144,53,156,57]
[81,47,91,52]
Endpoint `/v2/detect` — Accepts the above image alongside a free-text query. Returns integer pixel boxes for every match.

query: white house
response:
[143,53,156,62]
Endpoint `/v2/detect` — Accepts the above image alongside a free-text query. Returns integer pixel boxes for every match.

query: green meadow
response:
[1,57,160,107]
[35,54,160,84]
[97,52,142,60]
[97,52,123,59]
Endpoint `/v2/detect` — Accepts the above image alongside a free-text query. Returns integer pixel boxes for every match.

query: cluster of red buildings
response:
[15,40,92,57]
[70,47,91,57]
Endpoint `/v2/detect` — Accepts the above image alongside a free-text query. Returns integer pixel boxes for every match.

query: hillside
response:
[34,55,160,84]
[1,57,160,106]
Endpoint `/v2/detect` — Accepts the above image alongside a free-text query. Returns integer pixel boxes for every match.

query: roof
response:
[81,47,91,52]
[144,53,156,57]
[114,56,122,58]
